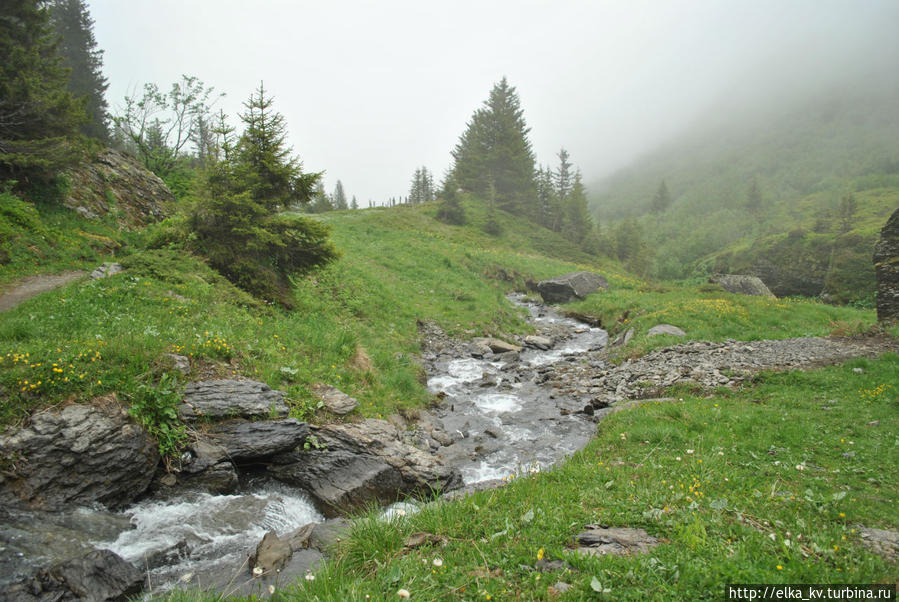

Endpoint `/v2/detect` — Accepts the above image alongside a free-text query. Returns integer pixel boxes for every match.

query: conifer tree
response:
[48,0,108,140]
[332,180,348,210]
[450,77,536,217]
[408,166,435,204]
[555,148,573,204]
[350,195,358,210]
[562,170,592,244]
[0,0,85,183]
[436,173,465,225]
[535,165,557,230]
[650,180,671,213]
[188,82,336,306]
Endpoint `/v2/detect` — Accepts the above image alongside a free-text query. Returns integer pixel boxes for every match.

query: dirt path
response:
[0,271,86,313]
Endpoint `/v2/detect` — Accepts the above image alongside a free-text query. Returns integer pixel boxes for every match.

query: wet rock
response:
[268,420,462,516]
[0,402,159,510]
[250,531,292,575]
[308,518,352,552]
[537,271,608,304]
[647,324,686,337]
[440,478,508,501]
[178,379,288,421]
[524,335,553,350]
[574,525,659,557]
[89,262,123,280]
[874,207,899,324]
[709,274,776,297]
[474,337,522,354]
[5,549,144,602]
[206,418,309,461]
[311,383,359,415]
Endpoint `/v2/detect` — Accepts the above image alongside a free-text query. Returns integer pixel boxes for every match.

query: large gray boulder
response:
[709,274,775,297]
[0,403,159,510]
[874,208,899,324]
[537,271,608,304]
[205,418,309,461]
[268,419,462,516]
[178,379,289,421]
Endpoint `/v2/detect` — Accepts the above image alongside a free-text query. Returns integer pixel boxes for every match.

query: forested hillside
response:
[590,74,899,303]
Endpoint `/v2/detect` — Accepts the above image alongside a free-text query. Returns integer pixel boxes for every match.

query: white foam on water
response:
[427,358,488,392]
[101,485,322,570]
[463,462,513,484]
[474,393,522,413]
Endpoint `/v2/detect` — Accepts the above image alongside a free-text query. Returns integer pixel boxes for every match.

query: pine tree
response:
[535,165,558,230]
[555,148,572,204]
[450,77,536,217]
[408,166,435,204]
[0,0,85,184]
[332,179,348,210]
[235,81,315,211]
[307,180,333,213]
[650,180,671,213]
[48,0,108,141]
[188,83,336,306]
[562,170,592,244]
[436,173,465,225]
[350,195,358,210]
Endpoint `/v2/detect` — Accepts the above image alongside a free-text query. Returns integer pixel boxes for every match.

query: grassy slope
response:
[588,81,899,296]
[2,194,897,599]
[0,198,624,431]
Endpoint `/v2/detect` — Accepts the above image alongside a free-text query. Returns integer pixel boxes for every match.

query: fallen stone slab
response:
[537,271,608,304]
[524,335,554,350]
[205,418,309,461]
[574,525,659,557]
[178,379,288,421]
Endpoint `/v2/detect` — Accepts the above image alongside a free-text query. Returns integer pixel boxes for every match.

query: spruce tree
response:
[562,170,592,244]
[0,0,85,183]
[450,77,536,217]
[350,195,358,210]
[189,83,336,306]
[332,179,348,210]
[651,180,672,213]
[48,0,108,141]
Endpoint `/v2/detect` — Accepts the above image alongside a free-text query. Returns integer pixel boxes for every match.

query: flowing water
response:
[3,294,607,594]
[427,294,608,483]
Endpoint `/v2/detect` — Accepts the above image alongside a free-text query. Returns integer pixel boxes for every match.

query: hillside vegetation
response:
[590,77,899,304]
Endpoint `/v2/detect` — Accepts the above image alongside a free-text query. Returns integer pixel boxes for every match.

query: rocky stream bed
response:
[1,293,894,600]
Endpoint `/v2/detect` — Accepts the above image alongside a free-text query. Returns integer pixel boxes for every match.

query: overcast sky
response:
[87,0,898,204]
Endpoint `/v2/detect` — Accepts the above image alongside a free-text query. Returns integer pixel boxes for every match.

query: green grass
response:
[0,189,138,286]
[0,201,627,435]
[564,279,879,362]
[152,354,899,601]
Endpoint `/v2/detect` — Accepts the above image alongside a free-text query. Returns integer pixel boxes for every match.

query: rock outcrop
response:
[64,148,173,227]
[874,208,899,324]
[205,418,309,461]
[0,402,159,510]
[537,271,608,304]
[178,379,289,421]
[709,274,775,297]
[5,549,144,602]
[268,419,462,516]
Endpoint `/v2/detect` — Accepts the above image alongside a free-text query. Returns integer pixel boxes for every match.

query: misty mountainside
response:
[590,76,899,304]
